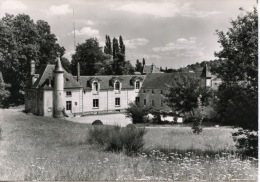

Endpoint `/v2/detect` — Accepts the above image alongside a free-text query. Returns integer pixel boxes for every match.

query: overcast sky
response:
[0,0,257,68]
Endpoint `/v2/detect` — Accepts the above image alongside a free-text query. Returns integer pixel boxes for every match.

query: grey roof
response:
[74,75,146,90]
[142,72,202,89]
[29,64,82,89]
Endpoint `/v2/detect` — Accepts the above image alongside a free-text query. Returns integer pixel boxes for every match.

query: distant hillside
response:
[162,59,225,74]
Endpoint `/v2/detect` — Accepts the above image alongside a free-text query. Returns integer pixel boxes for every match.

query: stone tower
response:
[53,53,64,118]
[30,60,36,85]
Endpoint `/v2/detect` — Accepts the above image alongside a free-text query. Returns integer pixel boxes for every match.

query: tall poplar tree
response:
[104,35,112,55]
[119,35,125,55]
[112,37,119,59]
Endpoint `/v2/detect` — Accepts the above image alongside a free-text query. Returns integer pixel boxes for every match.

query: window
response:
[161,100,163,107]
[115,81,120,90]
[143,89,146,93]
[144,99,146,105]
[93,82,98,91]
[135,81,140,89]
[66,101,72,110]
[152,90,155,94]
[66,91,72,96]
[152,100,155,106]
[161,90,163,94]
[135,97,140,104]
[115,98,120,106]
[93,99,99,108]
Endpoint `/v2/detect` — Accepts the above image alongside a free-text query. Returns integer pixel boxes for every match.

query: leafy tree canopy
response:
[214,8,258,131]
[71,38,108,76]
[165,73,212,118]
[135,59,143,72]
[0,13,64,105]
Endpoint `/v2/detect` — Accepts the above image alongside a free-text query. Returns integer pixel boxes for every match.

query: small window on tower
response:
[66,91,72,96]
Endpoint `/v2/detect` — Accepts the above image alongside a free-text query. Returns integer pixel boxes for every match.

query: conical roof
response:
[54,56,64,73]
[201,64,212,78]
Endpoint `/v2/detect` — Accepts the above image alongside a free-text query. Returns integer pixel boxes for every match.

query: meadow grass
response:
[0,108,257,180]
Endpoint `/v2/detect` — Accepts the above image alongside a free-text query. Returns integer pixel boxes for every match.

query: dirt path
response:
[65,113,132,126]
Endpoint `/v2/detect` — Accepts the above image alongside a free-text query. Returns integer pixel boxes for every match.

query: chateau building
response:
[25,56,220,118]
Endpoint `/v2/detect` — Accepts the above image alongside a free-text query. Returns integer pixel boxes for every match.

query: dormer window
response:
[93,82,98,91]
[135,81,140,89]
[115,81,120,90]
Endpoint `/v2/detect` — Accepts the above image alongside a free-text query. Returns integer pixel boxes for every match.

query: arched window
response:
[135,81,140,89]
[93,82,98,91]
[115,81,120,90]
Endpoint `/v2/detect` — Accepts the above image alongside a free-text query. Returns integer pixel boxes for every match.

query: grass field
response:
[0,108,257,180]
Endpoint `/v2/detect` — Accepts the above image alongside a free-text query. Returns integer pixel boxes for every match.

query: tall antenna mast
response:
[73,8,76,51]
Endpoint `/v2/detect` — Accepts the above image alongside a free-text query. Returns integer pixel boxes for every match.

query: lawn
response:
[0,108,257,180]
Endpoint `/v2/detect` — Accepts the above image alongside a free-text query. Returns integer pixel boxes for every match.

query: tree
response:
[0,14,64,105]
[214,7,257,129]
[142,58,145,67]
[119,35,125,55]
[0,71,10,106]
[135,59,142,72]
[125,102,151,124]
[61,57,71,73]
[122,60,135,75]
[214,8,258,157]
[165,73,212,118]
[104,35,112,55]
[112,37,119,59]
[71,38,107,76]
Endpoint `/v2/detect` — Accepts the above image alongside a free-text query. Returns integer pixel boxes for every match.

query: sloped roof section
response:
[142,72,202,89]
[75,75,146,90]
[31,64,82,89]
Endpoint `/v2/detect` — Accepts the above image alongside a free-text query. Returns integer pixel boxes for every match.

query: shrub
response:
[88,125,109,145]
[125,102,151,124]
[92,120,103,125]
[88,125,146,155]
[150,110,162,124]
[126,123,136,129]
[232,129,258,158]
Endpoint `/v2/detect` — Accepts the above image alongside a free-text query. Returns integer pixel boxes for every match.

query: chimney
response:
[77,61,80,81]
[48,74,52,87]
